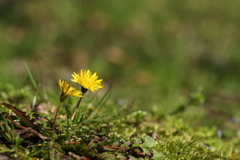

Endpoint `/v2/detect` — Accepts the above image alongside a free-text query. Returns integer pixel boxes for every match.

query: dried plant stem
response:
[51,103,62,137]
[71,96,83,120]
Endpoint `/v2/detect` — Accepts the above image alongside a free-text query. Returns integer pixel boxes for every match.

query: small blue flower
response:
[217,129,222,138]
[230,117,238,123]
[209,146,215,151]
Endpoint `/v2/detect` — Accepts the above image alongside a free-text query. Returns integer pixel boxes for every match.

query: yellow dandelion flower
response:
[58,79,83,102]
[71,69,103,93]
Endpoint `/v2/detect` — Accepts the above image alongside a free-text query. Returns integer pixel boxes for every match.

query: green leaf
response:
[100,126,109,135]
[129,155,144,160]
[141,147,151,155]
[152,149,165,159]
[142,135,155,148]
[133,137,142,144]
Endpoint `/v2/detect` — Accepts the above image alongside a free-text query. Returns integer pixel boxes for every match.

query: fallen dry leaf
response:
[0,102,38,131]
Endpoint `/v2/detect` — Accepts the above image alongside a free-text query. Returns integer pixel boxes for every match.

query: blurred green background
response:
[0,0,240,116]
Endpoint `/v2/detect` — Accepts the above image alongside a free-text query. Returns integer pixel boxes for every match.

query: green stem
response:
[71,96,84,120]
[51,103,62,137]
